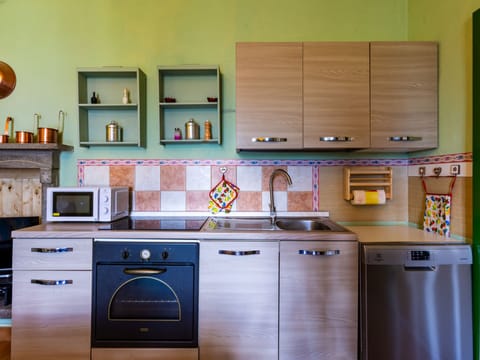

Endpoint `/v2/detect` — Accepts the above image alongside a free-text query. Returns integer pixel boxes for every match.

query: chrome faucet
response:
[269,168,293,223]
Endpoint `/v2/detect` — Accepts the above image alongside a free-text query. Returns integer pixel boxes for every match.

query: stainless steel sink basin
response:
[275,219,332,231]
[206,216,349,232]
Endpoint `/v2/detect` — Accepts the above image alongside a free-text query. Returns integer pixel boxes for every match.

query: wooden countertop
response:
[12,220,357,241]
[346,225,468,244]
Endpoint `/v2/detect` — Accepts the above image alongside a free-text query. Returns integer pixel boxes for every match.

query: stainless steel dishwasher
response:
[360,244,473,360]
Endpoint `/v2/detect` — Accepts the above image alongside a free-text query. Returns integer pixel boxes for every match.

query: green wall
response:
[0,0,471,186]
[408,0,480,157]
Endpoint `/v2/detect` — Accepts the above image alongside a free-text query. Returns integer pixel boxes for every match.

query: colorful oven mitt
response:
[208,174,240,214]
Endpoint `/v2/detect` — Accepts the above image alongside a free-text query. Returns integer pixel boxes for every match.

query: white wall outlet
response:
[450,164,461,175]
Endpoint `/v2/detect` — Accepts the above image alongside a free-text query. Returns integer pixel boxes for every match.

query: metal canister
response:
[106,121,120,142]
[185,118,199,140]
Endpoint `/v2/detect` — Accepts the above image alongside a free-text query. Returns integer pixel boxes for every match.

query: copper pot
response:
[36,110,64,144]
[0,117,12,143]
[15,131,34,143]
[0,61,16,99]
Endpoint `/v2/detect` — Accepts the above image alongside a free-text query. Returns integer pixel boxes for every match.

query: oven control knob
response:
[121,249,130,259]
[140,249,151,260]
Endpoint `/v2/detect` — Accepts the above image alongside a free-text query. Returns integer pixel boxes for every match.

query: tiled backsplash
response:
[79,160,319,212]
[75,152,472,238]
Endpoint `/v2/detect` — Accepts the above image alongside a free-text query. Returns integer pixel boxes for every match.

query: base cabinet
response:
[11,238,92,360]
[279,241,358,360]
[199,241,279,360]
[92,348,198,360]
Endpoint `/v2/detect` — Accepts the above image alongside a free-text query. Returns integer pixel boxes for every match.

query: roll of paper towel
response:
[351,190,386,205]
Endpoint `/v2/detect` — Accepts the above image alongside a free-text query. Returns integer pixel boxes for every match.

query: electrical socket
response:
[450,164,461,175]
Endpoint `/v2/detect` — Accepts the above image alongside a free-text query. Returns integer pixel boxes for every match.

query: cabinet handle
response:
[124,268,167,275]
[298,249,340,256]
[388,136,422,142]
[31,247,73,253]
[218,250,260,256]
[319,136,354,142]
[251,137,287,143]
[31,279,73,286]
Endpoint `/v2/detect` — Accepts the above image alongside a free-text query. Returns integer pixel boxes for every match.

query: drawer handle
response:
[298,249,340,256]
[31,279,73,286]
[124,268,167,275]
[219,250,260,256]
[319,136,354,142]
[251,137,287,143]
[31,247,73,253]
[388,136,422,142]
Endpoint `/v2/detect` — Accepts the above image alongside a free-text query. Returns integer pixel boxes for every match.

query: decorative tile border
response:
[407,152,472,165]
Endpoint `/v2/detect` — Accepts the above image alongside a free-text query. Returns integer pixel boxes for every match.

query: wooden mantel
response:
[0,143,74,220]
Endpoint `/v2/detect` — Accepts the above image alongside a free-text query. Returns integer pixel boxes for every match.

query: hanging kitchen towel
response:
[423,193,451,237]
[350,190,386,205]
[208,174,240,214]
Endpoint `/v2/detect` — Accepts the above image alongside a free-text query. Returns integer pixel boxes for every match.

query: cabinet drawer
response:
[13,238,92,270]
[92,348,198,360]
[12,270,91,360]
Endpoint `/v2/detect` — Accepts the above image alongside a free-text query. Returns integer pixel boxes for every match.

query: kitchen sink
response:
[275,219,332,231]
[206,216,349,232]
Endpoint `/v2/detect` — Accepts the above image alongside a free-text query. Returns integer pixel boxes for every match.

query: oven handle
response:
[123,268,167,275]
[31,279,73,286]
[31,247,73,253]
[218,250,260,256]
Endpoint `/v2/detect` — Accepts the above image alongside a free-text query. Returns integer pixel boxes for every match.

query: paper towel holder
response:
[344,166,393,201]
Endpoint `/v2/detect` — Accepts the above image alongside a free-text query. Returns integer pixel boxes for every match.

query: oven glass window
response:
[109,277,180,321]
[53,192,93,216]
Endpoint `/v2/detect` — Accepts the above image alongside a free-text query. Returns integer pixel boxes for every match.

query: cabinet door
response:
[280,241,358,360]
[304,42,370,149]
[199,241,278,360]
[11,270,92,360]
[236,42,303,150]
[370,42,438,150]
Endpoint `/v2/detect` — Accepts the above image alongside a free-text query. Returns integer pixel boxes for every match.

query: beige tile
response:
[160,166,185,191]
[288,191,313,211]
[211,166,237,187]
[109,166,135,188]
[262,166,288,191]
[134,191,160,211]
[186,191,210,211]
[236,191,262,211]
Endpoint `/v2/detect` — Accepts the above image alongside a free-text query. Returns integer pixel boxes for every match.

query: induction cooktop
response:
[98,216,208,231]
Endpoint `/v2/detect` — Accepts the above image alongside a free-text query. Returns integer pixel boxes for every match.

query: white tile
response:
[83,166,110,186]
[135,166,160,191]
[262,190,287,212]
[237,166,262,191]
[288,166,312,191]
[161,191,186,211]
[186,166,211,190]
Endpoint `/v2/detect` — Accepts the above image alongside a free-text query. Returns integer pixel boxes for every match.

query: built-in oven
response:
[92,239,199,348]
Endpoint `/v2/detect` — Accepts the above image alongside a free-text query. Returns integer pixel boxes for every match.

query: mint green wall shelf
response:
[77,67,146,147]
[158,65,221,145]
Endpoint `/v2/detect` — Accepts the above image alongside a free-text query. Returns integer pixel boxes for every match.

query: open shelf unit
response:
[158,65,221,144]
[77,67,146,147]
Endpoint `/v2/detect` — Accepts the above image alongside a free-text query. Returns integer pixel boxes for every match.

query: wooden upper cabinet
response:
[370,42,438,150]
[304,42,370,149]
[236,42,303,150]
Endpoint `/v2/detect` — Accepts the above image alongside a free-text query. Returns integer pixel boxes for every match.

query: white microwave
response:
[46,187,130,222]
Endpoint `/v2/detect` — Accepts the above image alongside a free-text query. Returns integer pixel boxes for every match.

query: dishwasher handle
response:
[404,266,437,271]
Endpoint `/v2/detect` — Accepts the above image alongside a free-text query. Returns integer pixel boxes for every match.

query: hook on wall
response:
[433,167,442,177]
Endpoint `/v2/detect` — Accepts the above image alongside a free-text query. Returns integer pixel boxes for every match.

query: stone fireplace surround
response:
[0,144,73,220]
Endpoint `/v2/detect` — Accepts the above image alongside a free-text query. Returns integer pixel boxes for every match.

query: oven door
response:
[93,263,197,347]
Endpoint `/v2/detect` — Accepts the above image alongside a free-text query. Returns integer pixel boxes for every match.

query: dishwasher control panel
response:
[363,245,472,266]
[409,250,430,261]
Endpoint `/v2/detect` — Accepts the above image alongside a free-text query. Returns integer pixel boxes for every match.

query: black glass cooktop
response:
[98,217,208,231]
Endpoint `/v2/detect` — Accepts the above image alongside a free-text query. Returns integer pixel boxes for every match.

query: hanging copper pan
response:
[0,61,16,99]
